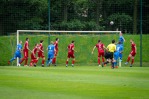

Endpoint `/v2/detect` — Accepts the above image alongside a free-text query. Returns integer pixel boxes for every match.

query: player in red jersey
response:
[30,44,39,67]
[20,38,31,66]
[125,39,137,67]
[66,41,76,67]
[37,40,45,67]
[52,38,59,66]
[92,40,105,67]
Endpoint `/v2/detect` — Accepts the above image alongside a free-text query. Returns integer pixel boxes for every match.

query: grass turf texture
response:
[0,66,149,99]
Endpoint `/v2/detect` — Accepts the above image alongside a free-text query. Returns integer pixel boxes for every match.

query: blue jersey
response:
[48,44,55,54]
[114,44,123,60]
[116,44,123,53]
[16,44,22,53]
[119,36,125,44]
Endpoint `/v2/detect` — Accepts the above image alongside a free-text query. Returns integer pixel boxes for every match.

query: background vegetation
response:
[0,0,149,35]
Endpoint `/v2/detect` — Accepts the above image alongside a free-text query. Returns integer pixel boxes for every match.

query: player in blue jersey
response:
[47,41,56,66]
[118,32,125,60]
[119,32,125,45]
[8,41,22,65]
[114,42,123,68]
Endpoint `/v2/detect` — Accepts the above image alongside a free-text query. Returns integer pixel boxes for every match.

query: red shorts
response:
[23,50,28,58]
[31,53,36,59]
[130,51,136,56]
[67,52,75,58]
[38,52,45,58]
[98,51,104,57]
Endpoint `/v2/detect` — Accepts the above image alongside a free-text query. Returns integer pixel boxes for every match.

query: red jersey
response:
[24,41,29,51]
[68,43,74,53]
[32,46,38,54]
[131,43,136,53]
[38,43,43,53]
[96,43,104,52]
[54,41,58,50]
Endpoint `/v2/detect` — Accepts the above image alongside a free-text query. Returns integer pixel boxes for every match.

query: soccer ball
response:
[110,21,114,25]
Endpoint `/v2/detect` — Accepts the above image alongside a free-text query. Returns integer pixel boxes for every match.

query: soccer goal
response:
[16,30,122,67]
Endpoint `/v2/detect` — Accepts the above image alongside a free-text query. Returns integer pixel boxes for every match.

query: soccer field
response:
[0,66,149,99]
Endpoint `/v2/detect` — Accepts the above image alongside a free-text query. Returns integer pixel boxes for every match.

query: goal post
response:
[16,30,122,67]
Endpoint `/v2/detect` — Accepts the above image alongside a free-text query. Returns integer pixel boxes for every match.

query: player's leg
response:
[20,50,26,64]
[41,57,45,67]
[103,52,110,66]
[114,52,119,68]
[66,52,70,67]
[24,51,28,66]
[72,58,75,67]
[8,52,18,64]
[130,52,136,67]
[47,53,54,66]
[101,52,105,66]
[71,54,75,67]
[125,53,132,65]
[52,50,58,66]
[98,56,101,66]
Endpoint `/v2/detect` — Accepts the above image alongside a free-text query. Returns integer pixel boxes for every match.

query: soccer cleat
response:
[115,66,118,68]
[101,63,104,67]
[125,62,128,65]
[34,64,36,67]
[72,64,74,67]
[66,64,68,67]
[98,65,101,67]
[130,65,132,67]
[17,64,21,67]
[42,64,44,67]
[8,61,10,65]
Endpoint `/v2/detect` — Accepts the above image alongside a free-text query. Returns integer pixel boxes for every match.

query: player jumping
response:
[119,32,125,60]
[66,41,76,67]
[8,41,22,66]
[125,39,137,67]
[92,40,105,67]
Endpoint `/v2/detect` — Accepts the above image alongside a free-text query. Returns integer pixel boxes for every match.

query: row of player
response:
[8,32,137,68]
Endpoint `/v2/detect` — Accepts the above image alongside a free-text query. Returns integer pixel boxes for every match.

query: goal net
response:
[15,30,121,67]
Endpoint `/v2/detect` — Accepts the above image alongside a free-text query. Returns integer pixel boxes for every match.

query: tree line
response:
[0,0,148,35]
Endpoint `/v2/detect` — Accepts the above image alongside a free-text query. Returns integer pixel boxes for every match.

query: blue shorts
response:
[48,52,54,59]
[114,52,119,60]
[14,51,21,59]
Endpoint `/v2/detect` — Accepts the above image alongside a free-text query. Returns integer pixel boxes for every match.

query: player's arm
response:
[135,45,137,53]
[26,44,32,52]
[92,46,96,54]
[122,36,126,42]
[38,47,44,53]
[73,47,77,52]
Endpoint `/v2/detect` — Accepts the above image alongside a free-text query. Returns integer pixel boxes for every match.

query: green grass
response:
[0,66,149,99]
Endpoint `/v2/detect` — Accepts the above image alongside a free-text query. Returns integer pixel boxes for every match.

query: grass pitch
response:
[0,66,149,99]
